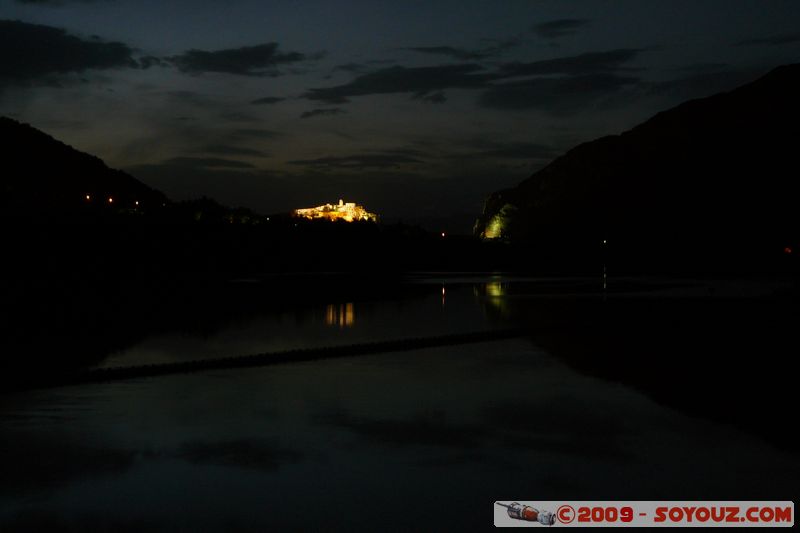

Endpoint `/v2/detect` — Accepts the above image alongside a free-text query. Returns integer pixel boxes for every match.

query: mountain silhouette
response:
[0,116,167,217]
[475,64,800,270]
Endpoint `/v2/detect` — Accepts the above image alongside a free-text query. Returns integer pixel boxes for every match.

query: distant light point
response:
[85,194,91,201]
[441,232,446,238]
[108,197,113,204]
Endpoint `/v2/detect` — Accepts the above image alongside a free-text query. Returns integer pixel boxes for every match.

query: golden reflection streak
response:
[325,303,355,327]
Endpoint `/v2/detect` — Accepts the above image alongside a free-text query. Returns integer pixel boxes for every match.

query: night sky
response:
[2,0,799,230]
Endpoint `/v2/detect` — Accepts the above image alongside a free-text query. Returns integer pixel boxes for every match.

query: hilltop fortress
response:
[293,199,378,222]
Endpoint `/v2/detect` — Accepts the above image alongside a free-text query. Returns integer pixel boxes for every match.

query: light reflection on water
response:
[325,302,355,328]
[484,280,506,298]
[1,278,797,530]
[94,282,503,369]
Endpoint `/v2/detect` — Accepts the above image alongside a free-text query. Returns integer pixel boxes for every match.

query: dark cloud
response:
[464,141,559,160]
[250,96,285,105]
[377,147,429,158]
[117,122,279,166]
[163,89,215,106]
[167,42,307,76]
[478,73,640,113]
[404,40,517,61]
[405,46,487,60]
[532,18,591,39]
[288,151,422,169]
[305,50,641,105]
[332,62,367,74]
[33,118,91,130]
[138,55,167,69]
[201,144,267,157]
[163,156,255,169]
[479,37,522,49]
[0,20,136,87]
[643,67,768,102]
[232,128,283,140]
[412,91,447,104]
[299,108,345,119]
[674,62,730,74]
[735,32,800,47]
[498,48,643,77]
[305,64,495,103]
[15,0,109,4]
[219,111,260,123]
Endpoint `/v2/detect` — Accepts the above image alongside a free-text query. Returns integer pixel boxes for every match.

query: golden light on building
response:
[326,303,355,327]
[293,199,378,222]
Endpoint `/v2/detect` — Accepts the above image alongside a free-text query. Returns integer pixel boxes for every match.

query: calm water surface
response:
[1,278,797,530]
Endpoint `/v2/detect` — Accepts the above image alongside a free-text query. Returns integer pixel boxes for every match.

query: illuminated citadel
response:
[293,199,378,222]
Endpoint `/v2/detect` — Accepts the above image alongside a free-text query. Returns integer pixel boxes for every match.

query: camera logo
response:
[496,502,556,526]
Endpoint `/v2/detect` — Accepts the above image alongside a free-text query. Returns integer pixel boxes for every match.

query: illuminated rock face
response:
[293,199,378,222]
[477,202,517,240]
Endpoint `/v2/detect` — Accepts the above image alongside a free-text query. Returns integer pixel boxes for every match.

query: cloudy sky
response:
[2,0,799,230]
